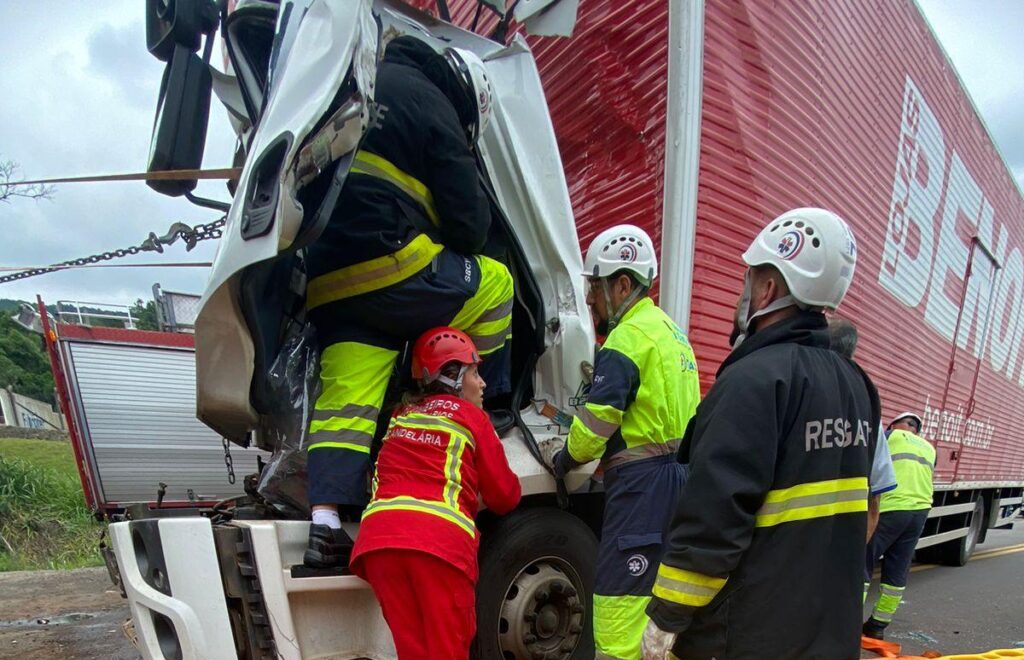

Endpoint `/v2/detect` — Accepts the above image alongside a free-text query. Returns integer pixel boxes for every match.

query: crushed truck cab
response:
[112,0,603,658]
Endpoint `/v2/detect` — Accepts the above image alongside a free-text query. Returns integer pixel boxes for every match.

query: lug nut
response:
[551,582,565,594]
[569,623,582,633]
[525,612,538,622]
[524,634,537,644]
[535,589,550,601]
[564,585,577,597]
[561,640,576,652]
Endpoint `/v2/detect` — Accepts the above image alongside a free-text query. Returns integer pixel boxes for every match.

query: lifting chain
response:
[0,216,227,285]
[222,436,236,485]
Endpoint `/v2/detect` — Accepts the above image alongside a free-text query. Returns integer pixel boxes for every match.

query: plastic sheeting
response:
[257,324,320,514]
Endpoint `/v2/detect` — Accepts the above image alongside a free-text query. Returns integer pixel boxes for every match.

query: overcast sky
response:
[1,1,1022,307]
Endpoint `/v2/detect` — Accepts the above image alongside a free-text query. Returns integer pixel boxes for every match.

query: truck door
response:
[935,237,1000,481]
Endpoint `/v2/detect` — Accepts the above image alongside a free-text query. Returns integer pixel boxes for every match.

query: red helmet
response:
[411,327,481,384]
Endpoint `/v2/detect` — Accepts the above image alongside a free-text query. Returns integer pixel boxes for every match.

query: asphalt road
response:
[864,519,1024,657]
[1,521,1021,659]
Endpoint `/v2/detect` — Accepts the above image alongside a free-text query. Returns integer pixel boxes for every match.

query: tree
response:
[0,314,55,404]
[0,158,55,203]
[130,299,160,331]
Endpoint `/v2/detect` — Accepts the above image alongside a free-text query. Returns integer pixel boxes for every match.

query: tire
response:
[936,499,984,567]
[474,507,598,660]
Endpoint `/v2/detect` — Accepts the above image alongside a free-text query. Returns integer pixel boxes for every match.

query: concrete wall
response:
[0,388,65,431]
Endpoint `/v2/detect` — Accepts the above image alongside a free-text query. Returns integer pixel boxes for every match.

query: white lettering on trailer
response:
[923,152,983,342]
[921,396,995,449]
[880,75,1024,389]
[880,76,944,308]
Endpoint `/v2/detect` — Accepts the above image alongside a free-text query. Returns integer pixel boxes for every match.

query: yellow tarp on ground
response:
[863,636,1024,659]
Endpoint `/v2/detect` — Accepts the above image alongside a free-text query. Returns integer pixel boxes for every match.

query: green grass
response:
[0,438,80,473]
[0,438,105,571]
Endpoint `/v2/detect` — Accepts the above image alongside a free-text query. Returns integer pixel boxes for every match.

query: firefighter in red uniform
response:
[349,327,522,658]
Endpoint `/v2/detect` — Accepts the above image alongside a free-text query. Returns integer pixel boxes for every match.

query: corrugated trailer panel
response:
[409,0,671,279]
[694,0,1024,485]
[64,340,264,505]
[408,0,1024,487]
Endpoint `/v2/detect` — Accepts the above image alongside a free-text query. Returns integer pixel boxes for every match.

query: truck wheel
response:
[475,507,597,660]
[935,499,984,567]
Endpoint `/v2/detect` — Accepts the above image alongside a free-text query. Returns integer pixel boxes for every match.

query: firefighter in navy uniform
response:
[545,224,701,660]
[302,36,515,567]
[641,208,881,660]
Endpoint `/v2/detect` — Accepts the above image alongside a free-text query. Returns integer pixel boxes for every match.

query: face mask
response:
[731,270,799,348]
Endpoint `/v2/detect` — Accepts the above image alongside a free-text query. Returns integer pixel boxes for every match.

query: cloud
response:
[918,0,1024,188]
[1,1,1021,310]
[0,1,234,306]
[88,20,161,110]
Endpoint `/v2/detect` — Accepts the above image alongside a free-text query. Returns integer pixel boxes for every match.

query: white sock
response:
[312,509,342,530]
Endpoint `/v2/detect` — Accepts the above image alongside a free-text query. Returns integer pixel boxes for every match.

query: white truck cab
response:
[112,1,604,657]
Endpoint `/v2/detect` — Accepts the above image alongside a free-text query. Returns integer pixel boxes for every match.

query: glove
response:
[641,619,678,659]
[537,437,566,472]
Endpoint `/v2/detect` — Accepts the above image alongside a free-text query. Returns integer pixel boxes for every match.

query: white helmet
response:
[889,412,923,432]
[445,47,493,143]
[743,207,857,310]
[584,224,658,287]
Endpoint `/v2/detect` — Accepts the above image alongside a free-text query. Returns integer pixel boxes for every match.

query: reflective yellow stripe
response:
[312,404,378,423]
[652,564,727,607]
[567,402,624,464]
[755,477,868,527]
[307,441,371,454]
[579,407,620,439]
[444,429,469,511]
[394,412,475,447]
[309,414,378,436]
[351,150,440,226]
[362,496,475,536]
[306,233,444,308]
[890,452,934,469]
[396,412,472,515]
[603,439,680,471]
[449,255,514,357]
[472,328,513,355]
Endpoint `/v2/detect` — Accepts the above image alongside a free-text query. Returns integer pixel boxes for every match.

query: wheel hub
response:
[497,558,585,659]
[536,605,559,638]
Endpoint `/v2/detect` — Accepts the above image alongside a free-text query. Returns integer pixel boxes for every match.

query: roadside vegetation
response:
[0,438,104,571]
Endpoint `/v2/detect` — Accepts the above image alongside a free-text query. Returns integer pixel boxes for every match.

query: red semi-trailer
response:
[430,0,1024,564]
[106,1,1023,657]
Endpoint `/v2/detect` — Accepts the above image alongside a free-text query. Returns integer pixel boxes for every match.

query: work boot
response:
[862,617,888,640]
[303,524,354,568]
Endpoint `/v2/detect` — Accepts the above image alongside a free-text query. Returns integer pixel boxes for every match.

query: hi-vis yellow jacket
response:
[565,297,700,470]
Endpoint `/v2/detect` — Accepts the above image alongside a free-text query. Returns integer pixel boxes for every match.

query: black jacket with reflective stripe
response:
[307,37,490,277]
[647,311,880,660]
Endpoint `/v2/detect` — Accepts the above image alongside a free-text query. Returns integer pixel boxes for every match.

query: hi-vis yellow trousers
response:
[304,247,513,506]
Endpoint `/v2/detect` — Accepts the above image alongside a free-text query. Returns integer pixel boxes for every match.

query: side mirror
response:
[147,44,213,197]
[146,0,219,62]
